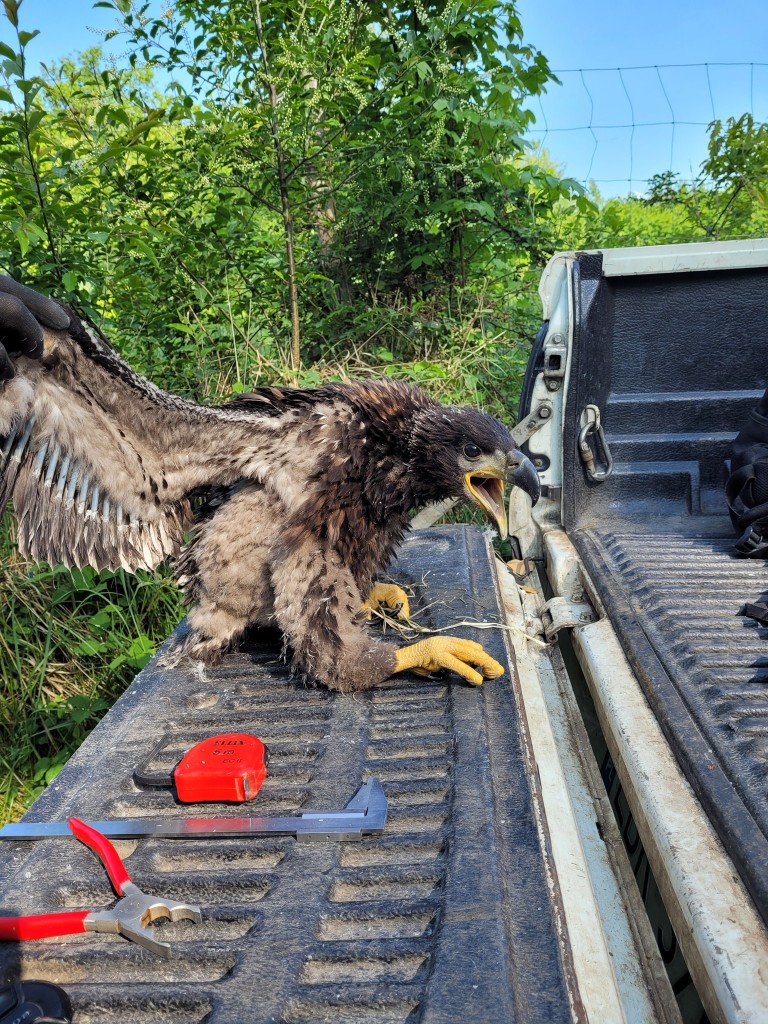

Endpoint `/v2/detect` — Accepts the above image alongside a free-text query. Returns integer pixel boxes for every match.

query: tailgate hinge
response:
[535,594,598,643]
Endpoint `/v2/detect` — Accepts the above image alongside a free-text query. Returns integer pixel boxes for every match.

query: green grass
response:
[0,518,183,822]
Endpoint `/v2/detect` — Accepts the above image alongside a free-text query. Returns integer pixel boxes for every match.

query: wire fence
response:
[524,62,768,196]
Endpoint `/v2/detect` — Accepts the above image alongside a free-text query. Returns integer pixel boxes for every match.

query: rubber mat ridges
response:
[576,526,768,926]
[0,527,572,1023]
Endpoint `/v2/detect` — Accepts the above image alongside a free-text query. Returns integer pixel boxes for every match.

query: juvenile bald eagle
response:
[0,278,539,692]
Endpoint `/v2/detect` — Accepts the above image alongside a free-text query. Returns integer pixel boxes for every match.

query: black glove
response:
[0,275,71,380]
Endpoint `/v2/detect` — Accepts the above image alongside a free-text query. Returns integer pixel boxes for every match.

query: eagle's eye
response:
[463,443,482,460]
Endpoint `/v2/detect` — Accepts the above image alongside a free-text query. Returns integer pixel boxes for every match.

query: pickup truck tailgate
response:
[0,527,572,1024]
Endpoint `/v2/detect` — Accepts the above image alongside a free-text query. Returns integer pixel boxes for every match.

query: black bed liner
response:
[548,251,768,927]
[0,526,573,1024]
[575,520,768,926]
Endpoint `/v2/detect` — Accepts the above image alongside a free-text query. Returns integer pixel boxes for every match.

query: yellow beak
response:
[465,470,507,539]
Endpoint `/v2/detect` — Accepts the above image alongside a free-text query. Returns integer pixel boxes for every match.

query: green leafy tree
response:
[96,0,584,363]
[689,114,768,239]
[0,0,588,816]
[564,115,768,250]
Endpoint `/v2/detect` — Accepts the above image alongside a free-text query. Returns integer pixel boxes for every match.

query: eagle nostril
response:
[505,452,523,476]
[506,452,540,505]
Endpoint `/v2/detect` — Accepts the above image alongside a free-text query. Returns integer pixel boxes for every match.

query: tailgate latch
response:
[543,331,567,391]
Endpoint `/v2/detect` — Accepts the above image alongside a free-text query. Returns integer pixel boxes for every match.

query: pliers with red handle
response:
[0,817,201,958]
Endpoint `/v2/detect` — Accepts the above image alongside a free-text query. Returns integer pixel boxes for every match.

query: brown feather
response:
[0,318,532,691]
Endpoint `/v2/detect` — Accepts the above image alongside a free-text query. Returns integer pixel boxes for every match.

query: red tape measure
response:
[134,733,268,803]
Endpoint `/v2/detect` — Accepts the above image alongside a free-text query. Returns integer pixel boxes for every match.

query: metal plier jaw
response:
[0,817,202,958]
[84,881,201,958]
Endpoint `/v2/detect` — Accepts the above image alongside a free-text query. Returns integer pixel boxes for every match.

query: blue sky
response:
[6,0,768,196]
[6,0,124,62]
[518,0,768,194]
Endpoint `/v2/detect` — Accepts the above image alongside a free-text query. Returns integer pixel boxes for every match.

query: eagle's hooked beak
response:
[506,451,540,507]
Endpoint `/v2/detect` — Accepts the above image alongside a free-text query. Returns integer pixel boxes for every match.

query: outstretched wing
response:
[0,415,188,571]
[0,318,311,572]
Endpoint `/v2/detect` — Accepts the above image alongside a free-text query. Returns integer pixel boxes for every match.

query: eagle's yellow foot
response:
[363,582,411,620]
[394,636,504,687]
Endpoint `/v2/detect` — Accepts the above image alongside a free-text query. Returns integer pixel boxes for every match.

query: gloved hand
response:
[0,276,71,380]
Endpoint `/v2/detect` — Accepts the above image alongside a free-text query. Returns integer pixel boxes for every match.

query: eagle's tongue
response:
[474,476,503,518]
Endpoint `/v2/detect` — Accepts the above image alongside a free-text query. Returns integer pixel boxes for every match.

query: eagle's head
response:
[410,405,540,538]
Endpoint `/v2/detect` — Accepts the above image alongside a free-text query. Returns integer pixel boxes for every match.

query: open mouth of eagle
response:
[465,471,507,539]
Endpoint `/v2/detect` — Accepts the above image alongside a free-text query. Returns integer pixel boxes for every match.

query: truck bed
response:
[573,518,768,925]
[546,250,768,928]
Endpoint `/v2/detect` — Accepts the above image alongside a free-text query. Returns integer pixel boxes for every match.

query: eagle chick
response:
[0,284,539,693]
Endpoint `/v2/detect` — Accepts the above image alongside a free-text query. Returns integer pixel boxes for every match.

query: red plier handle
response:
[0,817,132,941]
[68,817,132,893]
[0,909,89,941]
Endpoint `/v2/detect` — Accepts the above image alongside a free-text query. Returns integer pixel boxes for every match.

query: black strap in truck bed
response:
[0,526,573,1023]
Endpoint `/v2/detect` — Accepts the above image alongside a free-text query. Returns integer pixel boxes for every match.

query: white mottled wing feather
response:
[0,326,290,572]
